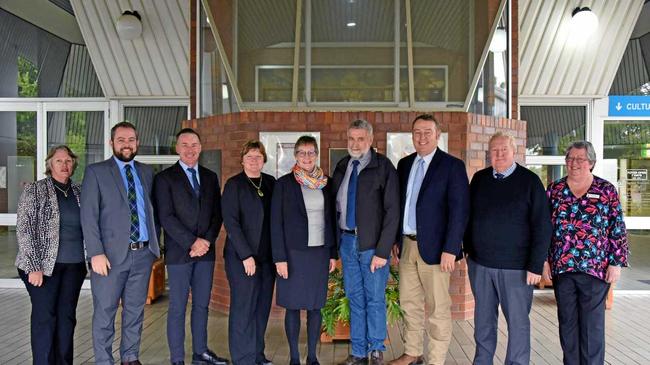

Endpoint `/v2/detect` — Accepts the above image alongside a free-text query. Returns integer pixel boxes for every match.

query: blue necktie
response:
[407,158,425,232]
[495,173,504,180]
[124,164,140,243]
[346,160,360,230]
[188,167,200,198]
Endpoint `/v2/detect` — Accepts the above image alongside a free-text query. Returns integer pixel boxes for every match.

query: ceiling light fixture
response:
[347,22,357,27]
[489,27,507,53]
[570,7,598,39]
[116,10,143,40]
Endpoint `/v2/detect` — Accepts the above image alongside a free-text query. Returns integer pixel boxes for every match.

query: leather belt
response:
[341,228,358,236]
[404,234,417,241]
[129,241,149,250]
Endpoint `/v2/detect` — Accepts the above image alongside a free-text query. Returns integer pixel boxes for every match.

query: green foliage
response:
[16,56,38,159]
[321,265,404,336]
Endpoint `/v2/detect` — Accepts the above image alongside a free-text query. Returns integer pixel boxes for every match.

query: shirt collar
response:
[178,160,197,172]
[416,148,436,166]
[113,156,134,170]
[493,162,517,178]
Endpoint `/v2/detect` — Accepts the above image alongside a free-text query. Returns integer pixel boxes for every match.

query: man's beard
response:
[114,147,137,162]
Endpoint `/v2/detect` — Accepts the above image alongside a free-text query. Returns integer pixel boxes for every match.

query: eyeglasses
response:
[296,150,317,158]
[565,157,589,164]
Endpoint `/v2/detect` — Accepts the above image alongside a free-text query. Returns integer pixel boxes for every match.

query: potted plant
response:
[321,265,403,341]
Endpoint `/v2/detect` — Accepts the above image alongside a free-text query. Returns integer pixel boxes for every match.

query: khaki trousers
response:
[398,237,452,365]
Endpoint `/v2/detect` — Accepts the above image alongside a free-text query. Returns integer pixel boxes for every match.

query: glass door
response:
[603,119,650,229]
[0,100,108,283]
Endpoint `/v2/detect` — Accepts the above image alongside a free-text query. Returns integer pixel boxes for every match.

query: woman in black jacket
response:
[271,136,337,365]
[222,140,276,365]
[15,145,86,365]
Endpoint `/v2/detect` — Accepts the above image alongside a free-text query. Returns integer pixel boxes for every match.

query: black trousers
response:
[224,249,275,365]
[19,262,87,365]
[553,272,610,365]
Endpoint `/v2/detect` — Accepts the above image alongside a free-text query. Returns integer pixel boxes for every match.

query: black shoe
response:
[307,357,320,365]
[172,362,185,365]
[338,355,369,365]
[369,350,384,365]
[122,361,142,365]
[257,357,273,365]
[192,349,229,365]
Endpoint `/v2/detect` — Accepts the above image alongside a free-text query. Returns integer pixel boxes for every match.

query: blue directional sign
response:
[609,95,650,117]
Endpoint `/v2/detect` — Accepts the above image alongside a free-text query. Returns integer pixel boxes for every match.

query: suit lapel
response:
[290,177,308,218]
[174,163,197,199]
[109,158,128,204]
[419,149,445,195]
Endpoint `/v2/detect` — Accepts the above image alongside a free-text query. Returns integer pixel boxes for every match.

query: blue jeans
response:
[340,233,389,357]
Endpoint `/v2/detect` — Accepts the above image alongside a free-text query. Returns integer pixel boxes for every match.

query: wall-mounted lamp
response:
[570,7,598,39]
[116,10,143,40]
[489,27,507,53]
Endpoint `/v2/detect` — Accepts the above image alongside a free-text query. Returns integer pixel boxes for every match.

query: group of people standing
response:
[15,114,628,365]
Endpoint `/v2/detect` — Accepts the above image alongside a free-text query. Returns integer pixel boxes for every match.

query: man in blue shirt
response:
[81,121,160,365]
[154,128,226,365]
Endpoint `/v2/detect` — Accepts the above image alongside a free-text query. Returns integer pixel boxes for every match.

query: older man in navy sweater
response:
[463,132,552,365]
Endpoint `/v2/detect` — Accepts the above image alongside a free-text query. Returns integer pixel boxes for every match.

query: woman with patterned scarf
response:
[271,135,338,365]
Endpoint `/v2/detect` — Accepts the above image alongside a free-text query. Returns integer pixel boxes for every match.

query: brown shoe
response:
[387,354,423,365]
[338,355,368,365]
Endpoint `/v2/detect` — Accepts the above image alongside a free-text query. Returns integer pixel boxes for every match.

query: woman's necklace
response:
[54,183,70,197]
[247,175,264,197]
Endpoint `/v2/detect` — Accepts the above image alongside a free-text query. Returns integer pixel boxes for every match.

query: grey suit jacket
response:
[81,158,160,265]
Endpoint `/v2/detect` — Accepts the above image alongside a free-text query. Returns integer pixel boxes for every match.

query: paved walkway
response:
[1,289,649,364]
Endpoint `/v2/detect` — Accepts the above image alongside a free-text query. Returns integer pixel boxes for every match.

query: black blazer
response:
[331,149,400,259]
[154,162,223,264]
[271,173,337,263]
[396,150,470,264]
[221,172,275,260]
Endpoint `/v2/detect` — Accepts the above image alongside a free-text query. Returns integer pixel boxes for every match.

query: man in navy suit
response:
[154,128,227,365]
[389,114,470,365]
[82,121,160,365]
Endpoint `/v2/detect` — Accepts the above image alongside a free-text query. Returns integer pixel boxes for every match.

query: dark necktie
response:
[124,164,140,243]
[188,167,200,198]
[346,160,360,230]
[495,173,505,180]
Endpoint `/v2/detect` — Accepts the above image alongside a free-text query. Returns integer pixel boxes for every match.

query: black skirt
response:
[276,246,329,310]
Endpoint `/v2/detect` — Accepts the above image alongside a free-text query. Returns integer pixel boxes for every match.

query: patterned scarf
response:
[292,164,328,190]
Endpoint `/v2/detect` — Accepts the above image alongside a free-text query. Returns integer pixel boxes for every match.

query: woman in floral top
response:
[543,140,628,365]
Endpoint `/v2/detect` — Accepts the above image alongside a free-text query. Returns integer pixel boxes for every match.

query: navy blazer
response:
[221,172,275,260]
[271,173,338,263]
[396,150,470,265]
[153,162,222,264]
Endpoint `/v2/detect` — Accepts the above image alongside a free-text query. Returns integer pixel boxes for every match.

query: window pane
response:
[47,111,104,183]
[0,227,17,278]
[237,0,296,102]
[0,111,37,213]
[604,120,650,217]
[468,5,509,116]
[258,67,304,102]
[124,106,187,155]
[200,2,236,116]
[0,9,103,97]
[527,164,566,188]
[311,0,395,103]
[521,106,586,156]
[412,0,472,104]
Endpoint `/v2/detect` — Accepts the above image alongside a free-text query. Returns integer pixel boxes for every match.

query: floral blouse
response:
[546,176,629,281]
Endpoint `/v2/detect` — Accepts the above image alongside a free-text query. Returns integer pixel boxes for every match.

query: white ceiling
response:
[70,0,189,98]
[519,0,644,98]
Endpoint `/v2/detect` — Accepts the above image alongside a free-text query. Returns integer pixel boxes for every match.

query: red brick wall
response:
[185,111,526,320]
